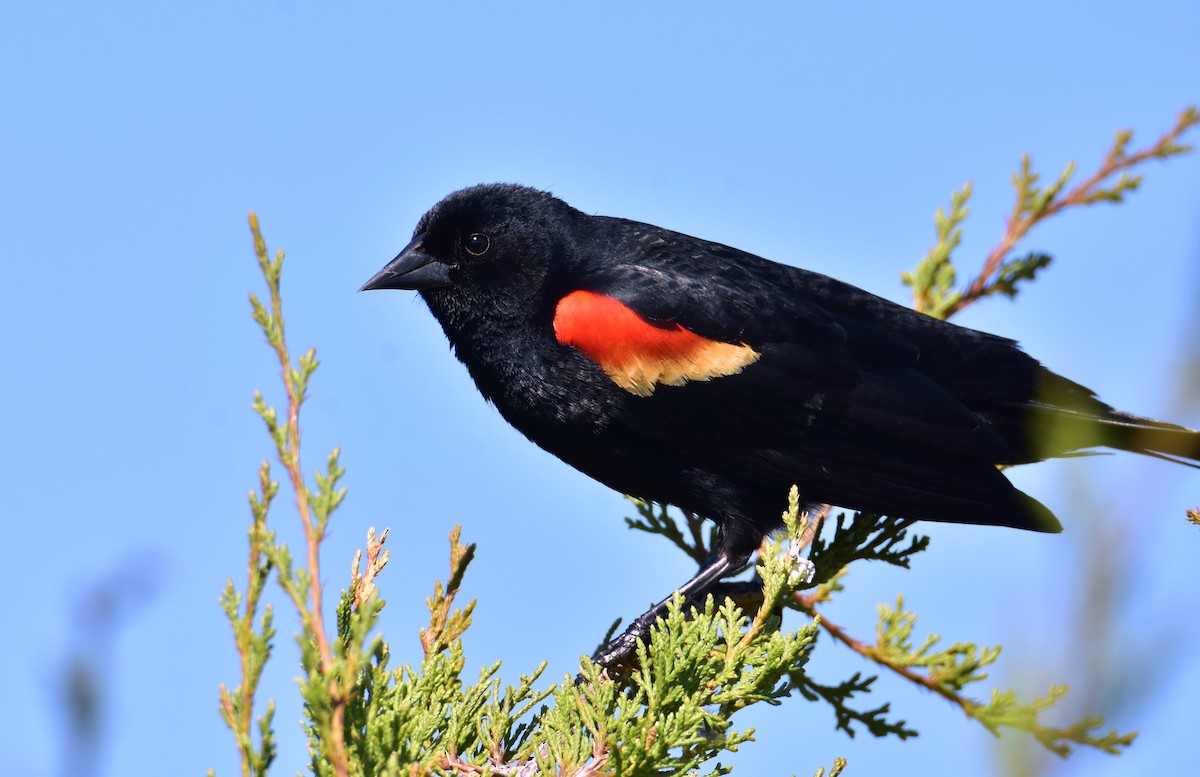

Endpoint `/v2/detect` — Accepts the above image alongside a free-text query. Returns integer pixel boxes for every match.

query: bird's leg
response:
[590,552,748,672]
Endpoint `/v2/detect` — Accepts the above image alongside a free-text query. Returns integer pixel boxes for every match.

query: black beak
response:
[360,236,452,291]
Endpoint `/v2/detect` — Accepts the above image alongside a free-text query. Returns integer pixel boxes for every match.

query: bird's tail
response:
[1027,403,1200,469]
[1093,408,1200,468]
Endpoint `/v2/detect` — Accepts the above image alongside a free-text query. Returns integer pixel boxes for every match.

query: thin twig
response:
[251,215,350,777]
[794,591,975,716]
[948,109,1199,317]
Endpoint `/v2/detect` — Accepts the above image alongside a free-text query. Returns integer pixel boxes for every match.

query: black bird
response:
[362,183,1199,666]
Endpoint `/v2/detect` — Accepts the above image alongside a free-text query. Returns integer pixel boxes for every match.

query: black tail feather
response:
[1026,403,1200,467]
[1103,410,1200,469]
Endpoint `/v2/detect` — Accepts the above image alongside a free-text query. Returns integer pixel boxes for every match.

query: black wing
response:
[573,228,1063,531]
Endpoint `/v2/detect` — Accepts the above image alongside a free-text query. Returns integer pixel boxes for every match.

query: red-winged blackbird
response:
[362,183,1199,667]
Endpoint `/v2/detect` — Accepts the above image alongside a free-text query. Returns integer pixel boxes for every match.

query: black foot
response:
[584,552,748,677]
[589,610,659,673]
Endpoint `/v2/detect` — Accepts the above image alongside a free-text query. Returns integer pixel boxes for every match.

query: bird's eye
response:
[464,233,490,256]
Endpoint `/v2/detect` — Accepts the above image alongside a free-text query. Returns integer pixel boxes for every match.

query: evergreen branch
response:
[323,513,831,777]
[804,511,926,595]
[246,213,351,777]
[794,592,1135,756]
[944,106,1199,318]
[795,595,963,706]
[421,525,477,657]
[351,527,391,611]
[560,577,818,774]
[797,671,916,740]
[218,461,279,777]
[248,213,334,671]
[480,499,828,776]
[970,686,1136,757]
[624,498,715,565]
[872,597,998,695]
[903,182,972,317]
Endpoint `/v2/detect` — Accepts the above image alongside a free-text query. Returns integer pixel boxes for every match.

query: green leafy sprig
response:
[905,107,1199,320]
[218,459,278,777]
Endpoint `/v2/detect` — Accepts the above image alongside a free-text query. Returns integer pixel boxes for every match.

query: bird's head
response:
[361,184,584,333]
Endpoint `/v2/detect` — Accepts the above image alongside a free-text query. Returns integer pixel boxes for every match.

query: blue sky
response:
[2,2,1198,775]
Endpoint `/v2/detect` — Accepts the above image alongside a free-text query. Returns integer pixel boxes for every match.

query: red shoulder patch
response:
[553,290,760,396]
